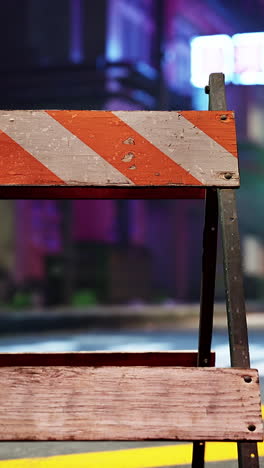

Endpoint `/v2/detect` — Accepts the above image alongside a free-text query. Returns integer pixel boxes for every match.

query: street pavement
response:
[0,327,263,467]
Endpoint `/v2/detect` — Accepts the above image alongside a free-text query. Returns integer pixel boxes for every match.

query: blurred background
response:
[0,0,263,326]
[1,1,264,463]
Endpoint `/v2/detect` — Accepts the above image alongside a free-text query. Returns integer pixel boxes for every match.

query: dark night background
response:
[0,0,264,310]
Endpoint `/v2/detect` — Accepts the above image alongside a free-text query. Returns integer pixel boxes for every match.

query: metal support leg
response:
[196,73,260,467]
[191,188,218,468]
[218,188,259,468]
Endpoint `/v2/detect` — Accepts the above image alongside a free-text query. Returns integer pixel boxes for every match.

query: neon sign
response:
[233,33,264,85]
[191,33,264,87]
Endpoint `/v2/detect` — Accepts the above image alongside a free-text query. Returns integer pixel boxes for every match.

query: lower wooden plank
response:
[0,367,262,441]
[0,351,215,367]
[0,186,205,199]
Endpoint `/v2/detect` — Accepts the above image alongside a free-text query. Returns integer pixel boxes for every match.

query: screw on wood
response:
[220,114,227,120]
[224,173,232,180]
[244,376,252,383]
[248,424,256,432]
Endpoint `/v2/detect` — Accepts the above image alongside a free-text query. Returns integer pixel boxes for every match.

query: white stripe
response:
[113,111,239,186]
[0,111,132,185]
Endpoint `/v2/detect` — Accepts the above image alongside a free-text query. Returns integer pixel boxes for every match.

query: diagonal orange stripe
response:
[0,131,64,185]
[47,111,202,186]
[180,111,238,158]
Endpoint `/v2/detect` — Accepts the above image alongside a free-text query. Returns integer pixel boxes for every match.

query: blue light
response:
[69,0,83,64]
[132,90,155,108]
[106,39,122,62]
[135,62,158,80]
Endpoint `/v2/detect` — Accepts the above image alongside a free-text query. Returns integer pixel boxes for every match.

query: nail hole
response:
[244,376,252,383]
[248,424,256,432]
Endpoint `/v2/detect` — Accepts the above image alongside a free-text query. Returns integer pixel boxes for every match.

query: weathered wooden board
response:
[0,366,261,441]
[0,111,239,194]
[0,351,215,367]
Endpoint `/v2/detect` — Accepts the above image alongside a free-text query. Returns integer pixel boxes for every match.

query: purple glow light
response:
[69,0,83,64]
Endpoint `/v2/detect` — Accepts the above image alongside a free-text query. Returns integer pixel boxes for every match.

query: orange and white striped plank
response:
[0,110,238,188]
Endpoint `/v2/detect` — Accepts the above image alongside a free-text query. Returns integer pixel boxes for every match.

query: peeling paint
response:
[122,152,135,163]
[123,137,135,145]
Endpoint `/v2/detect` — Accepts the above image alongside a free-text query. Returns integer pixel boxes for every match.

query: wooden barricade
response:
[0,73,262,468]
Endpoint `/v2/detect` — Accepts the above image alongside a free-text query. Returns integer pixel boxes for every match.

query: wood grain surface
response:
[0,366,262,441]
